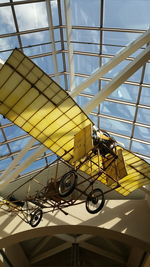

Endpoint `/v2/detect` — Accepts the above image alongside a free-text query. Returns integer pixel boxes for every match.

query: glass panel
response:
[76,95,98,113]
[72,29,100,43]
[0,36,19,52]
[102,58,143,82]
[15,2,48,31]
[104,0,150,30]
[58,75,65,89]
[21,159,46,174]
[102,44,144,58]
[102,45,122,55]
[100,117,132,136]
[9,137,31,152]
[136,108,150,125]
[104,82,139,103]
[33,56,54,74]
[56,53,63,72]
[51,0,59,25]
[0,7,16,34]
[100,101,136,121]
[74,54,99,75]
[144,158,150,164]
[21,31,50,46]
[129,67,143,83]
[0,129,4,142]
[0,50,12,61]
[71,0,100,26]
[55,42,61,50]
[73,43,100,54]
[134,125,150,142]
[111,135,130,149]
[74,76,99,95]
[76,95,90,108]
[23,44,51,57]
[60,0,65,25]
[89,114,98,127]
[47,154,57,164]
[131,141,150,157]
[143,63,150,84]
[103,31,141,46]
[19,147,39,163]
[45,149,53,155]
[54,29,60,41]
[0,144,10,156]
[4,125,26,139]
[0,158,12,171]
[0,115,11,125]
[140,86,150,106]
[64,53,69,72]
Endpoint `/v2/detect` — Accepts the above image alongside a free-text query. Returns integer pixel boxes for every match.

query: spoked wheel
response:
[30,209,43,227]
[86,188,105,214]
[58,170,77,197]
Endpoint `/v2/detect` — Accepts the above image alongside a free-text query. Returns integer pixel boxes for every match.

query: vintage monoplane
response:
[0,49,150,227]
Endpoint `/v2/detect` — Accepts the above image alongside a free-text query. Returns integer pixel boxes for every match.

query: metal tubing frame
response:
[64,0,75,90]
[46,0,60,84]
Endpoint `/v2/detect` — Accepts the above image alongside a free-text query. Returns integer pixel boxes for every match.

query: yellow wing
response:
[115,149,150,196]
[0,49,92,163]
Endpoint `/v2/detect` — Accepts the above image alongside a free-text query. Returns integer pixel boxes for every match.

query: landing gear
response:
[30,209,43,227]
[59,170,77,197]
[86,188,105,214]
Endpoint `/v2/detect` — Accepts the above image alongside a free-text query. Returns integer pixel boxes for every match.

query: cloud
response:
[0,6,16,33]
[10,137,31,152]
[14,3,48,31]
[0,3,49,42]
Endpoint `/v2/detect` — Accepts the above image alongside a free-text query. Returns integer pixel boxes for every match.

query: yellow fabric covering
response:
[0,49,92,164]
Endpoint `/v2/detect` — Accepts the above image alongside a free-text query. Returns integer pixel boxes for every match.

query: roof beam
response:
[64,0,75,90]
[70,28,150,98]
[142,253,150,267]
[76,234,92,243]
[0,137,36,184]
[46,0,59,84]
[83,44,150,114]
[56,234,75,243]
[4,244,30,267]
[0,143,47,190]
[126,247,145,267]
[31,242,72,264]
[31,236,52,257]
[79,242,125,265]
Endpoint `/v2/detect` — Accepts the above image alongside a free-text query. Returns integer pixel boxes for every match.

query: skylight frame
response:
[0,0,150,180]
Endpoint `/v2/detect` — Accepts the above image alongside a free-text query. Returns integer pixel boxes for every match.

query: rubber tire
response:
[30,209,43,228]
[58,170,77,197]
[86,188,105,214]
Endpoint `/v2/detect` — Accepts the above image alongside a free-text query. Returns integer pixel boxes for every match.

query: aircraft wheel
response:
[86,188,105,214]
[30,209,43,227]
[59,170,77,197]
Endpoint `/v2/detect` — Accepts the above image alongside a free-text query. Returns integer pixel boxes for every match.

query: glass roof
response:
[0,0,150,182]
